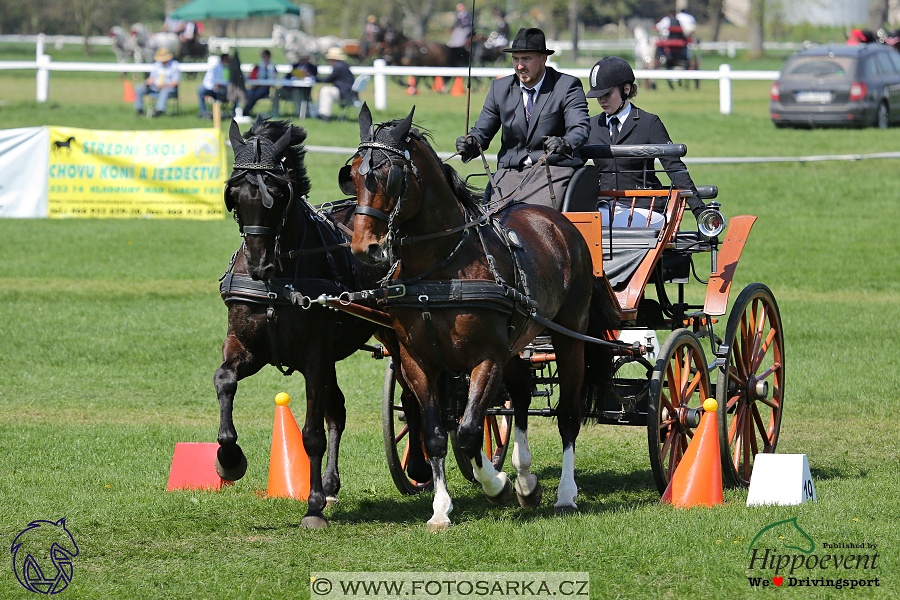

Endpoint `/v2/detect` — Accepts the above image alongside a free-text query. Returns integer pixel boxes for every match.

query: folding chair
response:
[336,75,370,122]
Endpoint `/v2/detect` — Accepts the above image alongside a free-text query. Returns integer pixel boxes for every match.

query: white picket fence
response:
[0,35,779,115]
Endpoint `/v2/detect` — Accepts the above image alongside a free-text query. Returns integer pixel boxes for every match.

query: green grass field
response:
[1,47,899,599]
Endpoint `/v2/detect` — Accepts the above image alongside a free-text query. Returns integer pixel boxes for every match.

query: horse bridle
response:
[227,144,297,271]
[340,138,424,251]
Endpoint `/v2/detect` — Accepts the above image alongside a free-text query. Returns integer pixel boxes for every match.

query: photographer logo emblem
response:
[11,518,79,594]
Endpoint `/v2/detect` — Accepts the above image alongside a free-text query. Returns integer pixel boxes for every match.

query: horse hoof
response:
[486,477,513,506]
[325,496,339,508]
[554,503,578,516]
[426,520,450,532]
[301,515,329,529]
[517,480,543,509]
[215,446,248,481]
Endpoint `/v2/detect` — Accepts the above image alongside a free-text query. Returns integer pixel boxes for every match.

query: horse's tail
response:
[581,279,619,422]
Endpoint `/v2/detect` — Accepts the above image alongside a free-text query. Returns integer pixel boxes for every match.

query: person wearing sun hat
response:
[134,46,181,117]
[315,47,354,122]
[456,27,590,209]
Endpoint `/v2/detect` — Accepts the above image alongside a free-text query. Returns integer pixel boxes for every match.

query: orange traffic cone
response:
[450,76,465,97]
[431,75,445,92]
[267,392,311,500]
[406,75,418,95]
[123,80,136,103]
[660,398,724,508]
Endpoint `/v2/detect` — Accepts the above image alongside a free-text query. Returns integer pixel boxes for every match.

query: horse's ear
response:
[273,127,292,155]
[229,120,246,151]
[391,106,415,144]
[359,103,373,142]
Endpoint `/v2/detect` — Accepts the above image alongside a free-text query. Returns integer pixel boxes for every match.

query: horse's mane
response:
[245,118,312,198]
[378,119,483,215]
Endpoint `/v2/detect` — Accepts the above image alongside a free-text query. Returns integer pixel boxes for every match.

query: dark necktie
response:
[525,88,535,123]
[609,116,619,144]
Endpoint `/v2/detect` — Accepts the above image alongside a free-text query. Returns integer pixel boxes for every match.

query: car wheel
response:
[877,102,889,129]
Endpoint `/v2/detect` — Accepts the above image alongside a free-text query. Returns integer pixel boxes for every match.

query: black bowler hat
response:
[586,56,635,98]
[503,27,555,55]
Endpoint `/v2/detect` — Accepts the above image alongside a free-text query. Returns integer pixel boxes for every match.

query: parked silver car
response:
[770,43,900,129]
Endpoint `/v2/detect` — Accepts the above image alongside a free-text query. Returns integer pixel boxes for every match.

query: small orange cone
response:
[267,392,311,500]
[432,75,445,92]
[166,442,232,491]
[450,76,465,96]
[406,75,418,95]
[660,398,724,508]
[123,80,136,102]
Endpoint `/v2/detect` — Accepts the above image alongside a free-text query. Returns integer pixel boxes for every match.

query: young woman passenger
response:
[584,56,705,227]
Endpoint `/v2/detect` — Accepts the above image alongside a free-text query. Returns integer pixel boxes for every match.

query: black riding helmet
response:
[586,56,635,98]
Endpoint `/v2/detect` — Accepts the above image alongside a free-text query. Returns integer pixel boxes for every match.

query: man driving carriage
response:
[456,28,590,210]
[584,56,704,225]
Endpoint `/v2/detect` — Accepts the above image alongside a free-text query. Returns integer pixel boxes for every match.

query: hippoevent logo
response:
[10,518,79,594]
[745,517,880,590]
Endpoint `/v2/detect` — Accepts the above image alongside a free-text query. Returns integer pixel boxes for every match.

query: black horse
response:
[215,117,394,528]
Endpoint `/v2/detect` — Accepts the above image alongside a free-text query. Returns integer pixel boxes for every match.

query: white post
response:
[719,63,732,115]
[374,59,387,111]
[36,34,51,103]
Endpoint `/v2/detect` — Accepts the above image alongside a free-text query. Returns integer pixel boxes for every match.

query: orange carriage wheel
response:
[647,329,712,495]
[716,283,785,487]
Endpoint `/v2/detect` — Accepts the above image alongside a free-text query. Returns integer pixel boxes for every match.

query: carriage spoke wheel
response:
[717,283,785,487]
[647,329,711,495]
[382,357,433,495]
[451,400,513,483]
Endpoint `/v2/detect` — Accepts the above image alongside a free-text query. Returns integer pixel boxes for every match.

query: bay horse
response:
[344,104,616,529]
[215,117,414,528]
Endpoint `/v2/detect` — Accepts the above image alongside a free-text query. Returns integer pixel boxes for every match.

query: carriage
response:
[217,111,783,528]
[375,142,783,499]
[653,26,701,89]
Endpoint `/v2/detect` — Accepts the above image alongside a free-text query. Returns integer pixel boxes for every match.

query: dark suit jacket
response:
[467,67,589,169]
[318,60,354,99]
[585,105,702,213]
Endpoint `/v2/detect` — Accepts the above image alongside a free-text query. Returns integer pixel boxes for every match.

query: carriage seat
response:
[561,165,666,287]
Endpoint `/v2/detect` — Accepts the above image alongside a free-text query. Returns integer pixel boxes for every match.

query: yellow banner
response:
[47,127,227,219]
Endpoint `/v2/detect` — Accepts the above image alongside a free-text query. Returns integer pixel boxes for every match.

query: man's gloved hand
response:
[456,135,479,162]
[542,136,573,157]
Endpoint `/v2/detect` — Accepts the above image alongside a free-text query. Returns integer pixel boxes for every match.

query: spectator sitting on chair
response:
[316,47,354,122]
[272,54,317,118]
[244,50,279,117]
[197,52,229,119]
[134,47,181,117]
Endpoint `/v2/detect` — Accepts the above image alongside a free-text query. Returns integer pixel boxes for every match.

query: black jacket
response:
[585,105,702,214]
[318,60,354,100]
[467,67,589,169]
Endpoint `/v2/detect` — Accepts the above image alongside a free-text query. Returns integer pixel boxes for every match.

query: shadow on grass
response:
[327,465,662,526]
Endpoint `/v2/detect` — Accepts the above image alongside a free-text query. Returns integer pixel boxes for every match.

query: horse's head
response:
[226,118,310,280]
[342,104,423,265]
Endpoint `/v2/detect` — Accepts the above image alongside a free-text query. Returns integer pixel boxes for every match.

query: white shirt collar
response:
[606,102,632,127]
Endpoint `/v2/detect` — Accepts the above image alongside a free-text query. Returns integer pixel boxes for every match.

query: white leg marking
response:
[470,451,509,497]
[555,445,578,509]
[427,458,453,528]
[511,426,538,497]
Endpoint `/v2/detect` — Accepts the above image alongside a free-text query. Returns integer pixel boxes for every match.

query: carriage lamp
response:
[697,201,726,239]
[697,201,725,274]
